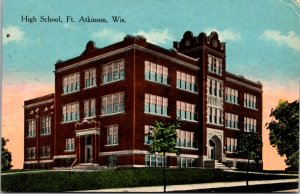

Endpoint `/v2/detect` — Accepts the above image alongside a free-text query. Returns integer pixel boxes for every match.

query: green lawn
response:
[1,168,298,192]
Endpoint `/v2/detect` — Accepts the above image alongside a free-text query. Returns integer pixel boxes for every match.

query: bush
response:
[1,168,297,192]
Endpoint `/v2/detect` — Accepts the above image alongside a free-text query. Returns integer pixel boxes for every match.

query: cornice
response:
[55,44,199,73]
[226,77,263,92]
[24,99,54,109]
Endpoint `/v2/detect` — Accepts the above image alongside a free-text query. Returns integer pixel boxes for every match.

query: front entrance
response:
[208,135,222,162]
[85,135,93,163]
[209,139,216,160]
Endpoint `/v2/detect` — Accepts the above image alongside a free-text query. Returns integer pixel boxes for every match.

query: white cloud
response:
[262,30,300,51]
[134,29,175,45]
[91,28,126,43]
[3,26,24,44]
[205,28,241,42]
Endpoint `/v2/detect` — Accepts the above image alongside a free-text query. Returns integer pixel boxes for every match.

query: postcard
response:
[2,0,299,192]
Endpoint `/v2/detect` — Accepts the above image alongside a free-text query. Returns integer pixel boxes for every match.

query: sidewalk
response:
[77,178,299,192]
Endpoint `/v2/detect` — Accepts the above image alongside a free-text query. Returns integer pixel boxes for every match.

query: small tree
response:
[237,131,262,186]
[266,100,299,170]
[1,138,13,170]
[149,120,180,192]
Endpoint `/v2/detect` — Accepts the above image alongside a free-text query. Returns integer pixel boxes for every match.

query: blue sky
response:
[3,0,299,87]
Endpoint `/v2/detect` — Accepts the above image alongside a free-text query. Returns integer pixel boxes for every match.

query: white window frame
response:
[84,68,96,88]
[144,93,168,116]
[62,102,80,122]
[102,60,125,84]
[26,119,36,137]
[84,99,96,118]
[107,125,119,145]
[101,92,125,116]
[40,116,51,135]
[62,73,80,94]
[65,138,75,151]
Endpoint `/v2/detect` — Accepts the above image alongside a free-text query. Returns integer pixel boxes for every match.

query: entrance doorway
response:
[209,135,222,162]
[85,135,93,163]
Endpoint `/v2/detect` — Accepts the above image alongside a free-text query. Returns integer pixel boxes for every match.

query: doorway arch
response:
[209,135,222,162]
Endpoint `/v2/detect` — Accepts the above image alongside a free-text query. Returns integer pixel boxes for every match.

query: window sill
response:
[83,116,97,120]
[40,133,51,137]
[244,106,258,111]
[176,87,198,95]
[144,112,170,118]
[176,147,198,150]
[100,112,125,117]
[61,90,80,96]
[225,127,240,131]
[64,150,75,152]
[40,156,51,159]
[177,118,198,123]
[61,120,80,124]
[105,144,119,147]
[26,136,36,139]
[225,101,239,106]
[145,79,170,87]
[83,85,97,90]
[100,79,125,86]
[206,123,224,127]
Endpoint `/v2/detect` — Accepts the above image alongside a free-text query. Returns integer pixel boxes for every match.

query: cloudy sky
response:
[2,0,299,169]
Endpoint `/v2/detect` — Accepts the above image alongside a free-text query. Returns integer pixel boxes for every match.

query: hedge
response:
[1,168,297,192]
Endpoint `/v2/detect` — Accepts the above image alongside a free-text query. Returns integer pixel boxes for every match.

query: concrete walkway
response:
[76,178,299,192]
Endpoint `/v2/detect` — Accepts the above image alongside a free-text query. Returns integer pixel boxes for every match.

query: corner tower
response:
[174,31,227,167]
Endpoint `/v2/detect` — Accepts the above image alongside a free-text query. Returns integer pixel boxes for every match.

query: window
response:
[26,147,36,159]
[145,61,168,85]
[107,155,117,167]
[145,154,166,167]
[41,116,51,135]
[40,146,50,158]
[244,117,257,132]
[225,87,239,104]
[62,102,80,122]
[85,68,96,88]
[144,125,154,145]
[225,113,239,129]
[62,73,80,94]
[176,71,197,92]
[101,92,124,115]
[144,94,168,116]
[65,138,75,151]
[107,125,118,145]
[26,119,36,137]
[207,78,223,98]
[208,55,222,75]
[176,101,197,121]
[84,99,96,118]
[244,93,257,109]
[207,107,223,125]
[177,157,196,168]
[102,60,125,83]
[226,137,237,152]
[176,130,196,148]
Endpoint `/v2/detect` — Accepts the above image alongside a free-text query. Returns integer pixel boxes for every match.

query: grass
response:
[1,168,298,192]
[182,182,299,193]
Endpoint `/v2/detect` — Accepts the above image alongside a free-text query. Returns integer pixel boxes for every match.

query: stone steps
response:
[72,163,102,170]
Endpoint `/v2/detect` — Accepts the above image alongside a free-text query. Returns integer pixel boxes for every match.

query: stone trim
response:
[24,99,54,109]
[55,44,199,73]
[226,77,263,92]
[53,154,76,159]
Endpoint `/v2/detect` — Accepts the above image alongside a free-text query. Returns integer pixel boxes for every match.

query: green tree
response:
[149,120,180,192]
[1,138,13,170]
[237,131,262,186]
[266,100,299,170]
